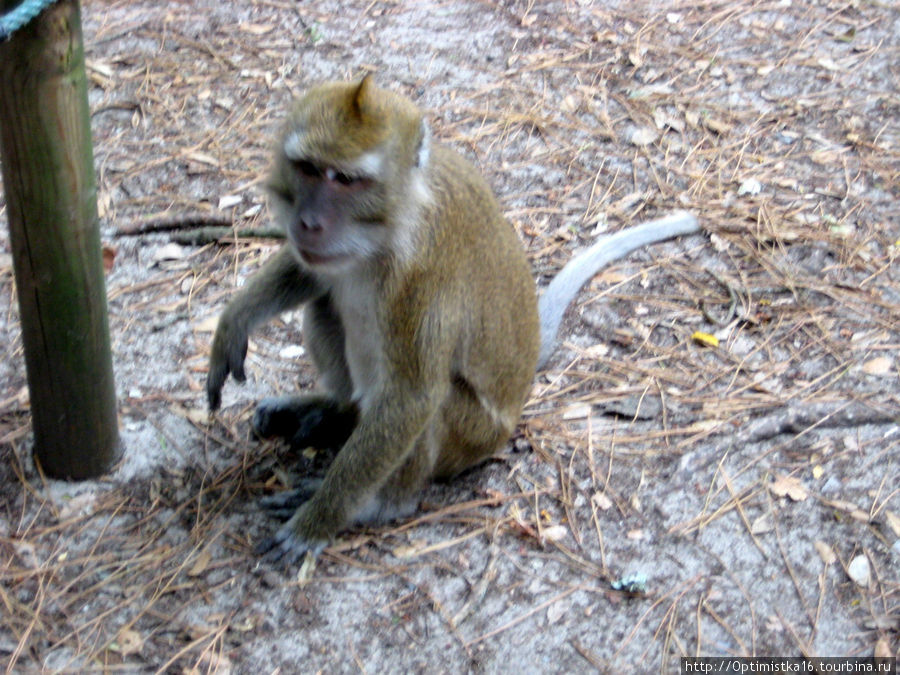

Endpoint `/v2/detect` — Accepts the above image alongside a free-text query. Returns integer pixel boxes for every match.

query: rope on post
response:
[0,0,59,41]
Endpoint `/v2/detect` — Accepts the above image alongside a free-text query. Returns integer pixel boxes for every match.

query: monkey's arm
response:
[537,211,699,368]
[207,246,323,410]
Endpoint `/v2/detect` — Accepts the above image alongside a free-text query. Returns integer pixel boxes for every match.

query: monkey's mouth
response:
[298,248,349,267]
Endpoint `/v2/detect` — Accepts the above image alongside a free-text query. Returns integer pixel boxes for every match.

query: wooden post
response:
[0,0,120,478]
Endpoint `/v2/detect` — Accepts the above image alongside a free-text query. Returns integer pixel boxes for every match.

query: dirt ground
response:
[1,0,898,672]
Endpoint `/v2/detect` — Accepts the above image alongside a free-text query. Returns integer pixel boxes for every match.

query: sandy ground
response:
[1,0,898,672]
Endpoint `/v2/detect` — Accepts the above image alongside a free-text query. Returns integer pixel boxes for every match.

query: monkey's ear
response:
[351,74,374,117]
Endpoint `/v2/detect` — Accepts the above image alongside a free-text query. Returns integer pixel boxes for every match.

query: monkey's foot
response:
[252,395,357,449]
[258,478,322,519]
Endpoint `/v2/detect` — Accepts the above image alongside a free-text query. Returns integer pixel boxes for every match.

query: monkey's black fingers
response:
[259,480,322,519]
[206,368,225,411]
[206,323,250,409]
[255,527,325,568]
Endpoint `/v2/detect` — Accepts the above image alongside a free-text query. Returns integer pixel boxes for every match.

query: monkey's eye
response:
[333,171,359,186]
[323,167,363,187]
[293,159,322,178]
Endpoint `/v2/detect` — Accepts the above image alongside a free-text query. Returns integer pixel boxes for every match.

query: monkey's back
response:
[422,145,540,477]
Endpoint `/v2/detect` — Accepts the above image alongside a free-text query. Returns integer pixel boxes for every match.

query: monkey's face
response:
[266,78,429,274]
[268,151,389,272]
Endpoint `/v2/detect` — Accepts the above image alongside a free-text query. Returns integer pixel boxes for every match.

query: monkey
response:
[206,76,699,565]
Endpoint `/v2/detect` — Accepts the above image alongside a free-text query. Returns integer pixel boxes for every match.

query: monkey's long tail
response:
[537,210,700,368]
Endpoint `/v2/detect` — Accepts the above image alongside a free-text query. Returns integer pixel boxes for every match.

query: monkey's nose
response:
[298,217,323,233]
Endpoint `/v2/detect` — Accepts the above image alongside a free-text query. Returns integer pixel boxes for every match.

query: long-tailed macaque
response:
[207,76,699,564]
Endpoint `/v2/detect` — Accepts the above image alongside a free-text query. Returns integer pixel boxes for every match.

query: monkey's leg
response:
[253,395,359,449]
[432,378,516,480]
[354,418,444,526]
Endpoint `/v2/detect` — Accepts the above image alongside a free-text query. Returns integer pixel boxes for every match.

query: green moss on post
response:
[0,0,120,478]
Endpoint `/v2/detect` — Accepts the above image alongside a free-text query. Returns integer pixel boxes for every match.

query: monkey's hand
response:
[255,498,331,566]
[207,309,249,411]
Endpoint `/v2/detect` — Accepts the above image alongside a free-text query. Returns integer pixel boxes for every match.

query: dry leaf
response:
[738,178,762,196]
[823,498,870,522]
[541,525,568,544]
[240,22,275,35]
[392,544,419,559]
[58,493,97,520]
[810,149,841,165]
[885,510,900,537]
[170,403,210,427]
[582,343,610,358]
[279,345,306,360]
[709,233,731,253]
[560,95,578,113]
[115,628,144,656]
[296,551,317,585]
[218,194,243,210]
[14,541,39,568]
[188,550,212,577]
[750,512,774,535]
[562,404,592,420]
[97,190,112,219]
[770,474,808,501]
[102,245,116,273]
[630,127,658,146]
[194,314,220,333]
[814,541,836,565]
[185,407,209,426]
[703,117,732,134]
[152,242,186,264]
[652,108,668,130]
[183,151,219,167]
[86,59,114,78]
[764,615,784,633]
[862,356,892,376]
[547,601,568,624]
[242,203,263,218]
[874,637,892,658]
[592,492,613,510]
